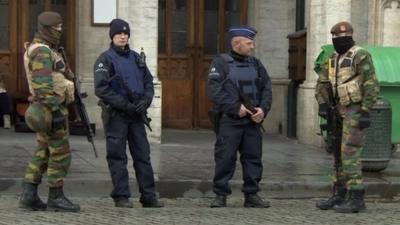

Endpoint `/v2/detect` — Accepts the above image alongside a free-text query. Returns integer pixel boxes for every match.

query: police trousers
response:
[212,120,263,196]
[104,113,156,202]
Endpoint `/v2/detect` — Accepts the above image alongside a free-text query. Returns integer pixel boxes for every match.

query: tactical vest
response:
[221,54,260,106]
[23,42,74,105]
[328,45,363,106]
[105,48,144,96]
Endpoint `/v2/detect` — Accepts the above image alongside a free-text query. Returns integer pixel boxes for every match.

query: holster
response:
[208,109,222,134]
[98,100,111,128]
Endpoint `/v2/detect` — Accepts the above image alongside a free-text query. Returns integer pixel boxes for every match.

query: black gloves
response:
[134,98,149,114]
[52,110,66,131]
[318,103,329,119]
[358,111,370,129]
[125,98,149,115]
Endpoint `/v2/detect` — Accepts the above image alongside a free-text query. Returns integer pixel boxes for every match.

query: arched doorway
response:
[158,0,248,128]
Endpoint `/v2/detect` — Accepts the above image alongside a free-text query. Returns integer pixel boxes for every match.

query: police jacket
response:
[207,51,272,121]
[94,44,154,112]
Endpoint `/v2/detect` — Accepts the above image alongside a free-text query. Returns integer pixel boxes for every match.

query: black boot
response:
[115,198,134,208]
[141,198,164,208]
[244,194,270,208]
[47,187,80,212]
[19,182,47,211]
[316,184,347,210]
[210,195,226,208]
[334,189,366,213]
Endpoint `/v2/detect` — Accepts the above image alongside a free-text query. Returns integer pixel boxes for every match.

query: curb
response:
[1,178,399,199]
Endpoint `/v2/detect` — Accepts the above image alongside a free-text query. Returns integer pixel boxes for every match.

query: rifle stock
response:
[59,47,98,158]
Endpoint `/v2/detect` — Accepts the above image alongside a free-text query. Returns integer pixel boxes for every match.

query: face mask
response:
[39,26,62,45]
[332,36,354,55]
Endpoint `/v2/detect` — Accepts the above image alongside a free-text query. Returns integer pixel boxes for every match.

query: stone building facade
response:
[76,0,399,145]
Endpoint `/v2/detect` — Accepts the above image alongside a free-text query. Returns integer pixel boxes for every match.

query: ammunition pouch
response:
[337,80,362,106]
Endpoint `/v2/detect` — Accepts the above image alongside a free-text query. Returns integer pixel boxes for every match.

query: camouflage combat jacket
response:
[23,35,74,112]
[315,45,379,115]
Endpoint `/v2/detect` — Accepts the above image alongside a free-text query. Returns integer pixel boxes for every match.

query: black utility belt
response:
[222,113,241,120]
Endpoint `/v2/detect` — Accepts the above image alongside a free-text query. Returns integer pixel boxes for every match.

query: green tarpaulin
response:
[314,45,400,86]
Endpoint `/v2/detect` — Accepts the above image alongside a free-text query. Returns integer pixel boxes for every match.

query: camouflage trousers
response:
[23,124,71,188]
[333,111,366,190]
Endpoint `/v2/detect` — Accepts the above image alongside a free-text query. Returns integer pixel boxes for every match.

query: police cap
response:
[228,25,257,40]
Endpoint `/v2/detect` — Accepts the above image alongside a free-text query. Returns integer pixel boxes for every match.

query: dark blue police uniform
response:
[94,19,162,207]
[207,25,272,203]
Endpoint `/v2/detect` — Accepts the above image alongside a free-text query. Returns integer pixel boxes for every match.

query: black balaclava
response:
[332,36,354,55]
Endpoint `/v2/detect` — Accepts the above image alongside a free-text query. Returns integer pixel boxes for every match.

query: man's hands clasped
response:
[238,104,265,123]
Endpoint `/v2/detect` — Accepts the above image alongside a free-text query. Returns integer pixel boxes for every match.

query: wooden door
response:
[158,0,247,129]
[0,0,75,101]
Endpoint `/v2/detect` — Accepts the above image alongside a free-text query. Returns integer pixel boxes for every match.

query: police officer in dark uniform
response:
[207,25,272,208]
[94,18,163,208]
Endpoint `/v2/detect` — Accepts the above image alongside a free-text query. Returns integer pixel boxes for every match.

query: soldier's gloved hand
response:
[125,102,137,115]
[134,99,149,114]
[318,103,329,119]
[358,111,370,129]
[52,110,66,131]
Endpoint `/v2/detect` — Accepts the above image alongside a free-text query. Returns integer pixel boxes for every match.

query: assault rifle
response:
[109,74,153,132]
[59,47,98,158]
[320,82,342,182]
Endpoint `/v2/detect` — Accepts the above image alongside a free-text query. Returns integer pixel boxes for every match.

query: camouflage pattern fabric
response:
[25,102,52,133]
[23,33,72,188]
[330,105,366,190]
[315,46,379,190]
[24,108,71,187]
[340,105,365,190]
[28,35,62,111]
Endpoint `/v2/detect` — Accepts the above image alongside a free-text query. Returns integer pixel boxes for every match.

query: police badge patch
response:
[208,67,220,77]
[95,62,108,72]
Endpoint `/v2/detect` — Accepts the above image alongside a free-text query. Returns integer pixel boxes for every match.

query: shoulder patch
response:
[95,62,108,72]
[208,67,220,77]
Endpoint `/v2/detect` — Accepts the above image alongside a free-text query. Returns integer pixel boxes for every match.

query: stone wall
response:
[298,0,352,147]
[248,0,296,135]
[77,0,161,143]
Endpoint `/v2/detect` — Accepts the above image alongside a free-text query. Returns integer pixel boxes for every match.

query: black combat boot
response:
[19,182,47,211]
[244,194,271,208]
[316,184,347,210]
[210,195,227,208]
[141,198,164,208]
[334,189,366,213]
[115,198,134,208]
[47,187,80,212]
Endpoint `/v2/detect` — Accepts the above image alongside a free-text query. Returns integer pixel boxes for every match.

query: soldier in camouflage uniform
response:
[19,11,80,212]
[315,21,379,213]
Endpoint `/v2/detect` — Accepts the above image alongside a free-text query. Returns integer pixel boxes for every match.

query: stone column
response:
[297,0,351,146]
[248,0,296,135]
[118,0,161,144]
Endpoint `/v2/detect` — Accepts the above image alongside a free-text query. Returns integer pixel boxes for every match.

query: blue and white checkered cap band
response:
[228,25,257,40]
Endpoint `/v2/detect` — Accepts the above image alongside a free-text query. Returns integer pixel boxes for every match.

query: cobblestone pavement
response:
[0,195,399,225]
